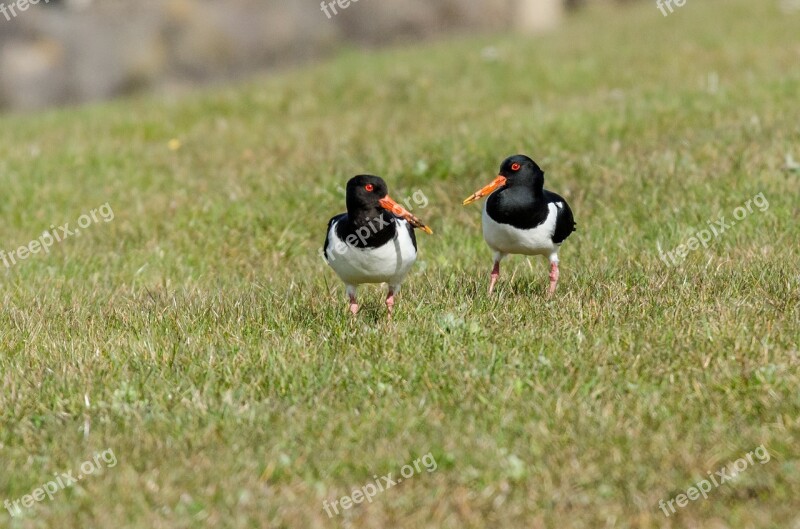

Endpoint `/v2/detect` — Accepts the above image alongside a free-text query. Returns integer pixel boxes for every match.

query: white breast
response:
[325,219,417,287]
[482,201,561,258]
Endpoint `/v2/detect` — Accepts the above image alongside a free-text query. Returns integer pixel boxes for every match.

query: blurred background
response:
[0,0,641,112]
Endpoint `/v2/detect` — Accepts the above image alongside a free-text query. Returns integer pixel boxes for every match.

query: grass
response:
[1,0,799,527]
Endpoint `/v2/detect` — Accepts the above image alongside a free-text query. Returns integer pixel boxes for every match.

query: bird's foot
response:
[349,294,359,315]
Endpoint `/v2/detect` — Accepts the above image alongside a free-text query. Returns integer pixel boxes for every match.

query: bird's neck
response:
[487,184,547,227]
[338,208,396,249]
[347,207,386,228]
[504,184,544,207]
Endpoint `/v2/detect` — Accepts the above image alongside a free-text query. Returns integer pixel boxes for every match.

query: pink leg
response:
[548,261,560,297]
[489,260,501,294]
[347,286,359,315]
[385,289,395,318]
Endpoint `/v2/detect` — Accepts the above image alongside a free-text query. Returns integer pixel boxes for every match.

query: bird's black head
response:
[346,174,389,213]
[498,155,545,190]
[462,154,545,205]
[344,174,433,234]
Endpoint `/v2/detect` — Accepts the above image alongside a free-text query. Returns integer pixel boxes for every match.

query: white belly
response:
[325,220,417,286]
[482,202,560,257]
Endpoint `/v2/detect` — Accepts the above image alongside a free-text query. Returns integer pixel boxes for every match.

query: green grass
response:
[1,0,799,527]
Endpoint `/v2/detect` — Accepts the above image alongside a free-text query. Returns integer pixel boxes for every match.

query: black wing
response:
[544,191,576,244]
[403,217,418,252]
[323,213,347,262]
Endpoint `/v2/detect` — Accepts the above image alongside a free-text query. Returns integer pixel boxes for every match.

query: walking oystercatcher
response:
[324,175,433,316]
[463,155,575,296]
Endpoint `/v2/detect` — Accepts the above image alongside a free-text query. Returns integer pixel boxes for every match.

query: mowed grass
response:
[1,0,799,527]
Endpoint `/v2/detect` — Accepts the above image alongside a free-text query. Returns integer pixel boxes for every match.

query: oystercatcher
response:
[463,155,575,296]
[324,175,433,316]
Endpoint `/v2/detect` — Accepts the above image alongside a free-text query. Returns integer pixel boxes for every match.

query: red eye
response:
[511,163,521,171]
[365,184,374,192]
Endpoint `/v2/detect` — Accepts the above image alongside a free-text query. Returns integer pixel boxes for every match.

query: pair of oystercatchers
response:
[323,155,575,316]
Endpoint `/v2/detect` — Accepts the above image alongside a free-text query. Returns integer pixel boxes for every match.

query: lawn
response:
[1,0,798,527]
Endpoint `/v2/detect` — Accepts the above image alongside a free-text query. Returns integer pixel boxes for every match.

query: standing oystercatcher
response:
[463,155,575,296]
[324,175,433,316]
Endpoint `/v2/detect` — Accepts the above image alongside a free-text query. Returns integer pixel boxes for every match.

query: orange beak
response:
[463,176,507,205]
[379,196,433,235]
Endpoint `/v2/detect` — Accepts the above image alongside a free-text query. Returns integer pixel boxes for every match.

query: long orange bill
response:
[463,175,507,205]
[378,196,433,235]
